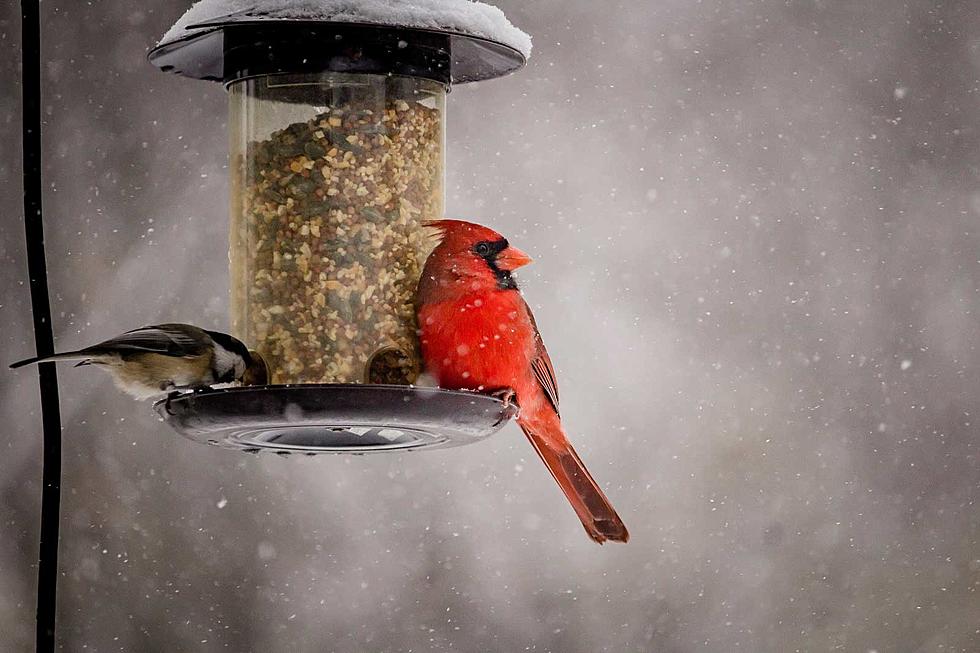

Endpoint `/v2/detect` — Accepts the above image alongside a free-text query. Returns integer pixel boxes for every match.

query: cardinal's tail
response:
[9,351,95,369]
[520,421,629,544]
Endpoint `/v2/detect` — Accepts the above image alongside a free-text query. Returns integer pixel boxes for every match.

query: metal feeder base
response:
[155,384,517,455]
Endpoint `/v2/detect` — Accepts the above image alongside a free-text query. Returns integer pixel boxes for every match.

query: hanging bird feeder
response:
[149,0,530,454]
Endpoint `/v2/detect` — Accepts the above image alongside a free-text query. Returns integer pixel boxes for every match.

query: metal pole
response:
[20,1,63,651]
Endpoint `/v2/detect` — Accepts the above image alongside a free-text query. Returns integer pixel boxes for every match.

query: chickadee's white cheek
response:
[212,345,242,377]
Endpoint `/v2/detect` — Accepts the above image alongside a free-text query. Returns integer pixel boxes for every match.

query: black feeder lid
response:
[155,384,519,455]
[148,10,527,86]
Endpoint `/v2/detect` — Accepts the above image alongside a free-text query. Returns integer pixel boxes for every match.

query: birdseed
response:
[231,94,442,384]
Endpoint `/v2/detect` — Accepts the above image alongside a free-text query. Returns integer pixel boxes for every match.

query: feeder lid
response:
[155,384,518,454]
[150,0,531,84]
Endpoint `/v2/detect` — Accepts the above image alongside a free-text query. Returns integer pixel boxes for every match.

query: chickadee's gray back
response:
[87,324,213,359]
[9,323,210,368]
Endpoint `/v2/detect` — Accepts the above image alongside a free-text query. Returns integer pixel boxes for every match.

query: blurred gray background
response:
[2,0,979,651]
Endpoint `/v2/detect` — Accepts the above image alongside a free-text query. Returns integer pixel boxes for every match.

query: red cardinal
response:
[416,220,629,544]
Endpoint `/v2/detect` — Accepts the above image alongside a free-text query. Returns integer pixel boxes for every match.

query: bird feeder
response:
[149,0,529,453]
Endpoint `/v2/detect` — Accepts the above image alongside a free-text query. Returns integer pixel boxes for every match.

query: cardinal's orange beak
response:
[496,245,533,271]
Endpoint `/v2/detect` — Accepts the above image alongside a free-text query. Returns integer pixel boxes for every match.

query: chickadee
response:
[10,323,268,399]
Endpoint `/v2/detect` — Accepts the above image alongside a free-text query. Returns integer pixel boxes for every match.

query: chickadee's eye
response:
[474,242,491,257]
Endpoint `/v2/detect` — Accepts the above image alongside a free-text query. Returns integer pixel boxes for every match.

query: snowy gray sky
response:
[1,0,979,651]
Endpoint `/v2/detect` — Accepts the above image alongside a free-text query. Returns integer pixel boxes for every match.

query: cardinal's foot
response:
[486,386,519,422]
[487,386,515,407]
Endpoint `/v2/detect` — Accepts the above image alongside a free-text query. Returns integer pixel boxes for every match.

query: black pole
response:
[21,1,63,651]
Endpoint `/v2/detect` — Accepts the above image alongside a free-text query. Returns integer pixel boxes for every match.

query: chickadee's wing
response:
[92,324,209,358]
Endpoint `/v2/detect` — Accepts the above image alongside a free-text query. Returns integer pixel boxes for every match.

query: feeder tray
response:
[155,385,518,454]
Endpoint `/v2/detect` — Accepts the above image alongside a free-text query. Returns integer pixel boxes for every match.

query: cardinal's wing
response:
[523,303,560,416]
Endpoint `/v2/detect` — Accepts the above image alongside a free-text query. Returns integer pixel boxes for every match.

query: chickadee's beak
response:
[243,351,269,386]
[495,246,533,271]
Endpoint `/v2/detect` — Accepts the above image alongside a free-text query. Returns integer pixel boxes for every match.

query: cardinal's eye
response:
[474,242,492,257]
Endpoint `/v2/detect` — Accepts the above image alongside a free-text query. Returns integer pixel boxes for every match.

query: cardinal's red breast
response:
[418,289,536,396]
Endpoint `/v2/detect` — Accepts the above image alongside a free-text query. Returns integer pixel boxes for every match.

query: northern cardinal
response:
[10,324,268,399]
[416,220,629,543]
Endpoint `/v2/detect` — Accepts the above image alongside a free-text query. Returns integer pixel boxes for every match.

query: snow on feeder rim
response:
[149,0,529,454]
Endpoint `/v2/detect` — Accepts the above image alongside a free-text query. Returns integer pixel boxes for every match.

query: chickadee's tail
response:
[10,351,94,369]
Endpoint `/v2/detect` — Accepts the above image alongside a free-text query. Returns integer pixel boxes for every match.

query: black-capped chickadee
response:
[10,323,268,399]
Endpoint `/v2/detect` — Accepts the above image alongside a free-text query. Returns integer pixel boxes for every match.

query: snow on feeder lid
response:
[149,0,529,454]
[149,0,531,85]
